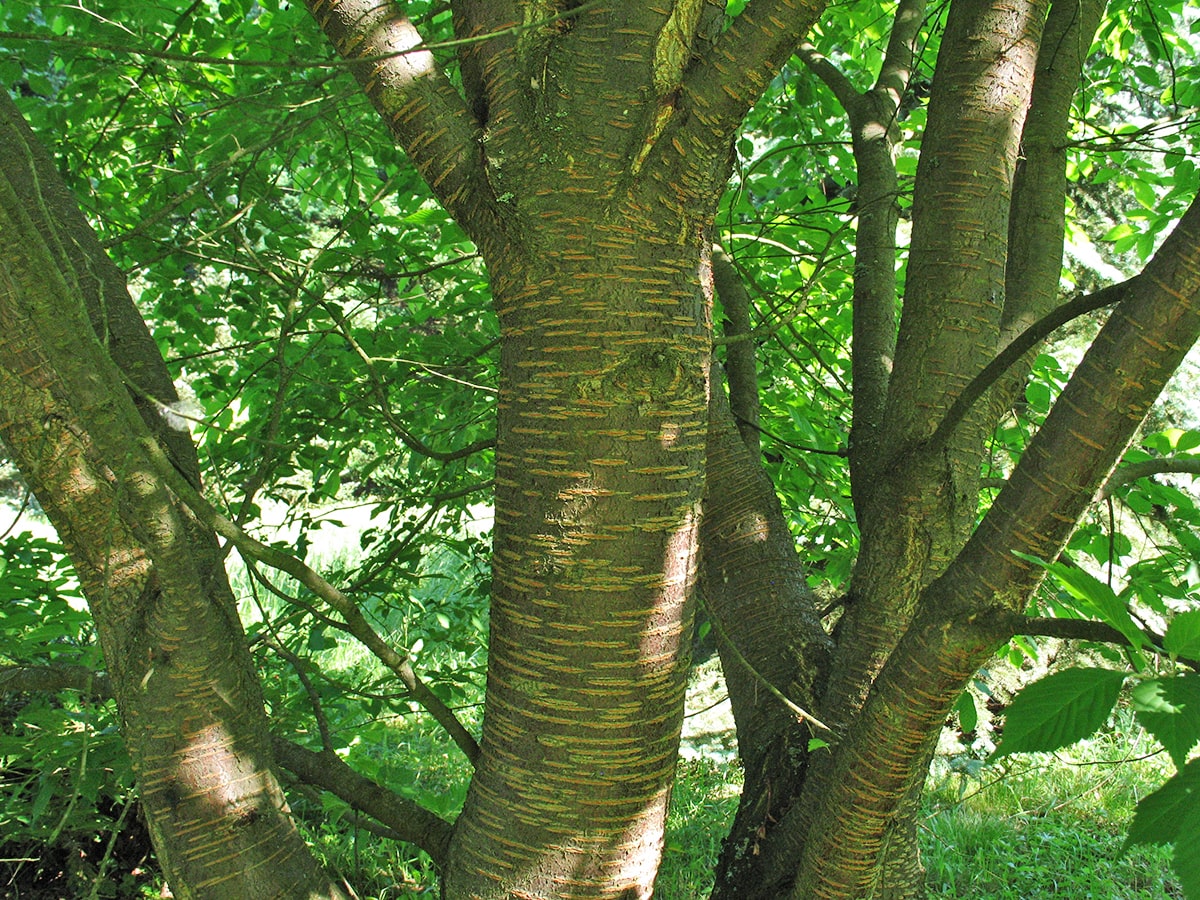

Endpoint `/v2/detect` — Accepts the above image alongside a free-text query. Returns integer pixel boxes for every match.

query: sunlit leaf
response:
[1132,675,1200,768]
[993,667,1127,758]
[1017,554,1147,651]
[1165,610,1200,658]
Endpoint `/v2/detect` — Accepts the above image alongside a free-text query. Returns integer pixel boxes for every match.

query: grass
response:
[656,757,742,898]
[922,721,1182,899]
[8,521,1183,898]
[218,511,1191,897]
[288,648,1184,899]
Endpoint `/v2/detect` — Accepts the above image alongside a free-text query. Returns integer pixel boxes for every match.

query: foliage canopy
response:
[2,1,1200,897]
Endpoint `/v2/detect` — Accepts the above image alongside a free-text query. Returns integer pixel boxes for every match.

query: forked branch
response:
[681,0,828,151]
[926,278,1133,453]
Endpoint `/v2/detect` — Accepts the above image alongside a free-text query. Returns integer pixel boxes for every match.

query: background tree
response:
[2,1,1199,899]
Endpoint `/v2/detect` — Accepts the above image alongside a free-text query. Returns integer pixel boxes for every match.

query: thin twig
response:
[0,1,608,70]
[696,593,832,733]
[137,434,481,764]
[926,279,1133,453]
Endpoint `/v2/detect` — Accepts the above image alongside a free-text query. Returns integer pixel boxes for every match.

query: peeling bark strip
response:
[0,94,347,900]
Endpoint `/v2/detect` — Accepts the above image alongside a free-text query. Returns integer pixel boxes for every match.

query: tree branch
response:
[271,737,455,866]
[874,0,927,102]
[0,664,113,698]
[795,42,859,112]
[263,638,336,753]
[0,663,454,865]
[713,244,761,456]
[926,278,1132,453]
[681,0,828,153]
[318,298,495,462]
[801,0,926,513]
[1014,616,1199,671]
[879,0,1048,455]
[697,591,831,733]
[1099,456,1200,499]
[301,0,503,246]
[939,193,1200,624]
[1017,615,1129,646]
[1001,0,1107,342]
[136,434,481,765]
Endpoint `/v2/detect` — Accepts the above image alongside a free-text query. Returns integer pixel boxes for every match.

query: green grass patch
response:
[656,757,742,898]
[923,723,1183,898]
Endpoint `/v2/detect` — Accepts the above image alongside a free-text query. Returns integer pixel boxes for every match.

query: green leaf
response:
[1025,380,1051,413]
[1174,835,1200,900]
[1132,675,1200,768]
[993,667,1127,758]
[1125,757,1200,849]
[1177,430,1200,452]
[954,690,978,734]
[30,775,55,825]
[1019,555,1147,651]
[1165,609,1200,658]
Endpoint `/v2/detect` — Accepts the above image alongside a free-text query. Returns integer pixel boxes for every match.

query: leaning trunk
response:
[0,93,346,900]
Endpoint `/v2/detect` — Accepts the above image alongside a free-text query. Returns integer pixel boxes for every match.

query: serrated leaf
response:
[993,667,1127,758]
[1173,833,1200,900]
[1132,675,1200,768]
[1125,757,1200,849]
[1165,609,1200,658]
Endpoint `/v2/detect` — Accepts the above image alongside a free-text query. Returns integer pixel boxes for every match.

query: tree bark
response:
[702,365,832,896]
[718,1,1055,894]
[11,3,1196,900]
[0,93,348,900]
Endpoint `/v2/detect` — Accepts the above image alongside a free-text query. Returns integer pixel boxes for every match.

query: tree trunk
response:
[700,359,832,894]
[444,211,712,899]
[0,93,347,900]
[299,4,828,895]
[11,2,1196,900]
[709,0,1109,894]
